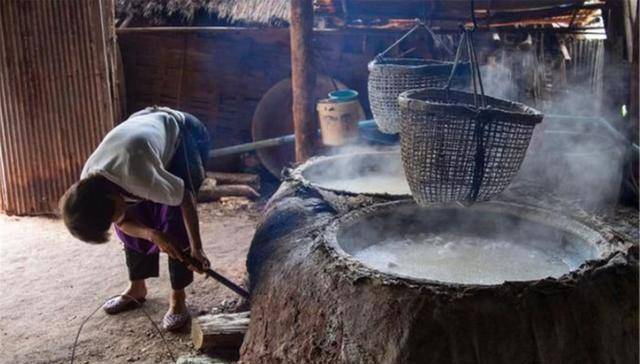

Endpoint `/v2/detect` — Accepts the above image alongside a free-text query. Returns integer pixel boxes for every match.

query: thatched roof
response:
[116,0,604,29]
[116,0,289,26]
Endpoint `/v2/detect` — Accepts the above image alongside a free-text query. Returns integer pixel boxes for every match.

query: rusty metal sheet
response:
[0,0,115,215]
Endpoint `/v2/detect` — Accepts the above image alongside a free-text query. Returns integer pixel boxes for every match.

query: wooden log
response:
[205,172,260,190]
[290,0,317,162]
[191,311,251,351]
[197,179,260,203]
[176,355,230,364]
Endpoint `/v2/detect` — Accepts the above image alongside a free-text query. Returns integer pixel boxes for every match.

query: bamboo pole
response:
[290,0,317,162]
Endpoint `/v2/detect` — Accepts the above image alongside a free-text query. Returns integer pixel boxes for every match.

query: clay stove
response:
[241,155,638,364]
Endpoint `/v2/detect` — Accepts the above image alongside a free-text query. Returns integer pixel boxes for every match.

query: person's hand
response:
[190,248,210,274]
[151,231,183,261]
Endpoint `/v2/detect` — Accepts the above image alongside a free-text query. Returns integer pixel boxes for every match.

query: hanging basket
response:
[367,58,468,134]
[398,88,544,205]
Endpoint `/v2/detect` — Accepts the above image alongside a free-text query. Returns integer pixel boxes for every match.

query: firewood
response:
[191,311,250,351]
[205,172,260,190]
[198,179,260,202]
[176,355,230,364]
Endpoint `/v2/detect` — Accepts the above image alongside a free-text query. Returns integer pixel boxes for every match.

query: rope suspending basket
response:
[399,29,544,206]
[368,22,469,134]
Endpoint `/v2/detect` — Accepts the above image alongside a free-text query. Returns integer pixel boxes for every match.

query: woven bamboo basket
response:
[398,88,544,205]
[368,58,467,134]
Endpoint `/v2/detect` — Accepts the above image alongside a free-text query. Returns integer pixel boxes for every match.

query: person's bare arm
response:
[116,219,183,260]
[180,190,210,273]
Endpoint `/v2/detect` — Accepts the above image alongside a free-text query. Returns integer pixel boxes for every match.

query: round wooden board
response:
[251,76,347,177]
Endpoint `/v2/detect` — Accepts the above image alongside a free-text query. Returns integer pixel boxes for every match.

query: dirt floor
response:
[0,198,261,364]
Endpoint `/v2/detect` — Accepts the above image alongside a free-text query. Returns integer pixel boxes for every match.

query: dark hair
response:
[59,175,118,243]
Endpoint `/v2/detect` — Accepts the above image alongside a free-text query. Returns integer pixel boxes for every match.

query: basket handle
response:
[444,30,468,92]
[468,30,486,108]
[444,0,486,108]
[375,20,452,61]
[444,30,486,108]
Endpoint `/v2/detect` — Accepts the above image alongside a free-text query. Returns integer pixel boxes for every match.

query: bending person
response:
[60,106,211,331]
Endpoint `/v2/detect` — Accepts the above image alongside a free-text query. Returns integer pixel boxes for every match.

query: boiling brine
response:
[317,175,411,195]
[353,234,576,284]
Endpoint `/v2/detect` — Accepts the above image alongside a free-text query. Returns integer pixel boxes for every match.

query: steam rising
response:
[336,203,603,285]
[449,36,622,212]
[354,235,574,284]
[516,122,624,212]
[300,147,410,196]
[307,35,627,283]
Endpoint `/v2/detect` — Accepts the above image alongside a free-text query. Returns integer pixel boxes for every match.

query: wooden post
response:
[290,0,317,162]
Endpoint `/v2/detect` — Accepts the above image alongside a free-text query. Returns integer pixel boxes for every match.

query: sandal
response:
[102,296,146,315]
[162,310,190,331]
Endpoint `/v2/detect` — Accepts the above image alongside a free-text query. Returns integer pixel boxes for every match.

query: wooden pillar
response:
[290,0,317,162]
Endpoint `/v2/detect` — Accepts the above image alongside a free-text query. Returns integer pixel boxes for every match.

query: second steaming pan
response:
[290,150,412,198]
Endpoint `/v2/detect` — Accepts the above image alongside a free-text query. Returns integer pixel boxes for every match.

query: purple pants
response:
[114,201,190,255]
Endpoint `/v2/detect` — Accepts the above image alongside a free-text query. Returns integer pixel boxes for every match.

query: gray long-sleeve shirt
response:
[81,107,186,206]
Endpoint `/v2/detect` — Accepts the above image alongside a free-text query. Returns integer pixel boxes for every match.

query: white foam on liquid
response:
[317,175,411,195]
[353,233,578,285]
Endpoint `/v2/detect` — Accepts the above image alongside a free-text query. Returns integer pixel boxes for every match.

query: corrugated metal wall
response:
[0,0,115,215]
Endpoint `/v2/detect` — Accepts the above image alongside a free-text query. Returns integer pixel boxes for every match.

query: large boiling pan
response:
[290,150,412,198]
